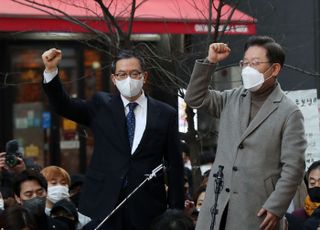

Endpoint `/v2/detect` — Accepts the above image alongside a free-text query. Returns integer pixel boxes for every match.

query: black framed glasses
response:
[113,71,144,80]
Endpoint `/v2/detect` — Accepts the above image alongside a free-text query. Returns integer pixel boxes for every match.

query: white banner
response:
[286,89,320,169]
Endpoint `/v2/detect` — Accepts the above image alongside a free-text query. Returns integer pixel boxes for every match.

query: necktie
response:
[127,102,138,149]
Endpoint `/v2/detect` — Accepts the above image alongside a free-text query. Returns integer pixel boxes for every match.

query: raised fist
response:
[42,48,62,72]
[207,43,231,63]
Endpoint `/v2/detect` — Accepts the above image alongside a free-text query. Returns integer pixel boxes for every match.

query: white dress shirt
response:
[121,93,147,154]
[43,69,147,154]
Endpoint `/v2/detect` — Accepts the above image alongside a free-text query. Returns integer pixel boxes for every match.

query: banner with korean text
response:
[286,89,320,169]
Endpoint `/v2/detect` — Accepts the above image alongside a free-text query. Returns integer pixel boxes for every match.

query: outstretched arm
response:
[41,48,92,126]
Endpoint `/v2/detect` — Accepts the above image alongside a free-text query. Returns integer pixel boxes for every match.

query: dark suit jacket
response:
[43,76,184,228]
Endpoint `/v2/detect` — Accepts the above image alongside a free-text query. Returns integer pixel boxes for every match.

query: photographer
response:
[0,140,26,207]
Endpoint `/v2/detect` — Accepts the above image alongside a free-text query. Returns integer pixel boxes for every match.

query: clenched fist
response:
[42,48,62,72]
[207,43,231,63]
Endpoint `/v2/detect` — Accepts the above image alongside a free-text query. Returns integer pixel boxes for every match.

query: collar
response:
[120,91,147,109]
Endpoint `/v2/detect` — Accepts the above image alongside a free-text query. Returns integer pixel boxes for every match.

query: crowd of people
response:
[0,35,319,230]
[0,146,319,230]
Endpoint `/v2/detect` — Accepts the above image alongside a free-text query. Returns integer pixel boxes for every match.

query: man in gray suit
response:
[185,36,306,230]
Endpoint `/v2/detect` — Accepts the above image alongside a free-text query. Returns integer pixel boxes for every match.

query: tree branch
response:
[94,0,125,40]
[126,0,136,44]
[217,0,241,41]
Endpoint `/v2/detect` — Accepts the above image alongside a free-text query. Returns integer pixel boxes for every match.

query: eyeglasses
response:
[113,71,144,80]
[239,60,271,68]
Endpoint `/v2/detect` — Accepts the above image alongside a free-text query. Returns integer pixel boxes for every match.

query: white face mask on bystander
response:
[47,185,69,203]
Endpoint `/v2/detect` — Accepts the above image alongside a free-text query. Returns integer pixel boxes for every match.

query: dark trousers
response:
[98,187,146,230]
[219,203,228,230]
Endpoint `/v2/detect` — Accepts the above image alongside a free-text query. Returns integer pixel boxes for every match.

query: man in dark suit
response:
[41,48,184,230]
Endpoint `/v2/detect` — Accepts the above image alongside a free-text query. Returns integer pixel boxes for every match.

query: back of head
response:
[0,205,38,230]
[41,166,71,187]
[51,198,79,223]
[244,35,285,67]
[151,209,194,230]
[13,169,47,197]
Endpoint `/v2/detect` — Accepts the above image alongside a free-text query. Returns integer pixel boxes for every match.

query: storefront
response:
[0,38,106,173]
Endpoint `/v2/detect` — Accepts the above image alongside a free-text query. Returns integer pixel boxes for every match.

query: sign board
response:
[286,89,320,168]
[42,112,51,129]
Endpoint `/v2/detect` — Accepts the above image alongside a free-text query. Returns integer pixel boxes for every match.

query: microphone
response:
[213,165,224,193]
[210,165,224,230]
[214,165,224,179]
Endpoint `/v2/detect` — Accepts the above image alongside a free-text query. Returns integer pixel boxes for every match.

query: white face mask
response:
[115,77,144,98]
[200,164,212,176]
[47,185,69,204]
[241,66,265,92]
[241,66,274,92]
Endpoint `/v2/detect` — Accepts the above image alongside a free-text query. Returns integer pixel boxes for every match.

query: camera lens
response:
[5,154,18,168]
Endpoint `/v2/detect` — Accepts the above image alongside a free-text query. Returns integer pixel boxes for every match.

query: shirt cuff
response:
[43,68,58,83]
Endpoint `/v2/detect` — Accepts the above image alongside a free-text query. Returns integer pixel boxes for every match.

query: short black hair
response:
[0,205,38,230]
[111,49,146,74]
[307,160,320,181]
[151,209,194,230]
[12,169,48,197]
[199,150,215,165]
[244,36,285,67]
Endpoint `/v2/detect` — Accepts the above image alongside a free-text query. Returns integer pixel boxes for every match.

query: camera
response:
[5,139,22,168]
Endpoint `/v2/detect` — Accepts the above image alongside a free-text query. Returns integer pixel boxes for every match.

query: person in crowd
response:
[41,166,71,214]
[198,150,215,177]
[51,198,79,230]
[69,173,85,208]
[181,141,192,171]
[0,204,38,230]
[184,36,306,230]
[151,209,194,230]
[181,142,193,200]
[285,161,320,229]
[0,151,26,199]
[12,169,68,229]
[41,48,184,229]
[41,165,91,229]
[184,183,207,224]
[193,184,207,216]
[183,173,192,201]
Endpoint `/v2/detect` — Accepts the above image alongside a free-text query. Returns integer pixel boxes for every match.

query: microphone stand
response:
[94,163,165,230]
[210,165,224,230]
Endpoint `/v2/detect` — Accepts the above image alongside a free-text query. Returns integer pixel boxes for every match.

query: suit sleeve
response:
[42,74,92,126]
[184,60,229,118]
[165,110,184,209]
[263,110,306,217]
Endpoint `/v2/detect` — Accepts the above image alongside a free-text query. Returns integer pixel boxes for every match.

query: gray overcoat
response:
[184,61,306,230]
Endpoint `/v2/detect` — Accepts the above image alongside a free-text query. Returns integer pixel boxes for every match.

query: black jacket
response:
[37,213,68,230]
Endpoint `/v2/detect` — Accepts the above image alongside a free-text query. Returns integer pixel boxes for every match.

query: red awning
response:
[0,0,256,35]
